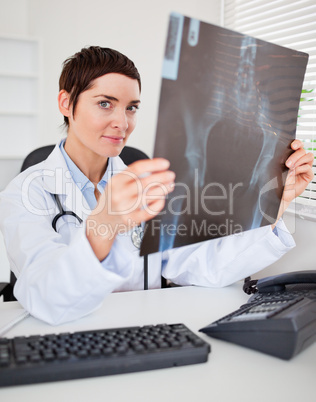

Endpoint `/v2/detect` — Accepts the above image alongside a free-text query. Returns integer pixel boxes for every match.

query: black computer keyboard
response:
[0,323,210,387]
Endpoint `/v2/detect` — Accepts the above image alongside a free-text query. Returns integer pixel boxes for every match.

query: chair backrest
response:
[20,145,55,172]
[120,146,149,165]
[7,144,149,299]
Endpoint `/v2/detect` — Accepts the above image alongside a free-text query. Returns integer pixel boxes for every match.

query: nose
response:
[112,108,128,132]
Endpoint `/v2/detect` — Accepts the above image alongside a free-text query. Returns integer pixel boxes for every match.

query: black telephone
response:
[200,270,316,360]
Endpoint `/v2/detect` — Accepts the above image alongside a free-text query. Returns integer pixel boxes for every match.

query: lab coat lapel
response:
[40,141,128,222]
[41,143,88,221]
[63,183,89,221]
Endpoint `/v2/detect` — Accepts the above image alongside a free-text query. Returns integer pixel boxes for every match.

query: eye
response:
[127,105,139,113]
[99,101,111,109]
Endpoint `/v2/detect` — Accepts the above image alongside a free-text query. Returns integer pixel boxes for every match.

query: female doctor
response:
[0,46,313,325]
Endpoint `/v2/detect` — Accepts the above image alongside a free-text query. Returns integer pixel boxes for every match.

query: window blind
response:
[223,0,316,217]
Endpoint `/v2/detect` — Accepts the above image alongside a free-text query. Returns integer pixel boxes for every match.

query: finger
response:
[286,148,311,169]
[143,181,175,197]
[110,169,175,206]
[112,158,172,189]
[140,170,176,189]
[133,198,167,222]
[104,170,175,215]
[127,158,170,176]
[133,178,175,208]
[289,164,314,181]
[290,139,303,150]
[292,152,314,169]
[139,181,174,209]
[303,152,314,167]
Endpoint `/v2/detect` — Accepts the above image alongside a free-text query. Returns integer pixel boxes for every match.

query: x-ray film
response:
[140,13,308,256]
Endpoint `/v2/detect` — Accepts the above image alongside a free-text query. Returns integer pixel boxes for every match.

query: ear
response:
[58,90,71,118]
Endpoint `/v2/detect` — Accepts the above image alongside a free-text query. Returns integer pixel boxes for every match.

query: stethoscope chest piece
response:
[131,226,144,249]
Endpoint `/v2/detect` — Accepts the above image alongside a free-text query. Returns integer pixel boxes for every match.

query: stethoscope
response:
[51,193,83,231]
[51,158,149,289]
[51,194,144,249]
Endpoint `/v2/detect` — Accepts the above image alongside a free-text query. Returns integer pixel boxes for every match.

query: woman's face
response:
[65,73,140,159]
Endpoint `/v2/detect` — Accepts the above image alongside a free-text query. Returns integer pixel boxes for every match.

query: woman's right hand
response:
[86,158,175,261]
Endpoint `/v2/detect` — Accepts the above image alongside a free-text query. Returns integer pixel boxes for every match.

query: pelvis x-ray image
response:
[140,13,308,256]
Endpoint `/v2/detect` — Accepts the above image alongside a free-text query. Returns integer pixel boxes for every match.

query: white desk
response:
[0,284,315,401]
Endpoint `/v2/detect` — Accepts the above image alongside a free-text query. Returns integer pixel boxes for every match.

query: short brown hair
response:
[59,46,141,127]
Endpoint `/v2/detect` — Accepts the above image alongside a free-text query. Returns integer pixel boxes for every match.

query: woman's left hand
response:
[276,139,314,221]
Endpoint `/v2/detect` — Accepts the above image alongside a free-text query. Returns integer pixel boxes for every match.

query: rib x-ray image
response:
[140,13,308,256]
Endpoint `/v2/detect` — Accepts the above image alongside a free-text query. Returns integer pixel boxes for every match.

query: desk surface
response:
[1,284,315,401]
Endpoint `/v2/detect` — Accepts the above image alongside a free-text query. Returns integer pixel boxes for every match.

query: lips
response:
[102,136,125,143]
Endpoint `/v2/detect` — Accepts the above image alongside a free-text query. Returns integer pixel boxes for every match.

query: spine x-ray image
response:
[140,13,308,256]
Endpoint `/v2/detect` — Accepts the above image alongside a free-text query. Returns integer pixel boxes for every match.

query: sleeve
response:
[162,219,295,287]
[0,176,134,326]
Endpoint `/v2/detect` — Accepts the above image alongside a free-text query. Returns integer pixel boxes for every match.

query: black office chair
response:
[0,144,150,302]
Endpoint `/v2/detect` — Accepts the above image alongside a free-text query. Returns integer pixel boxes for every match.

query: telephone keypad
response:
[250,289,316,304]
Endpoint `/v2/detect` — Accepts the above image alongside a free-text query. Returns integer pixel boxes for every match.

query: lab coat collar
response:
[41,140,127,219]
[41,142,75,196]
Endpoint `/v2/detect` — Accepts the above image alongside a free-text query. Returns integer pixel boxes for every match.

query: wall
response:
[0,0,29,35]
[0,0,31,189]
[255,212,316,279]
[0,0,30,281]
[28,0,221,157]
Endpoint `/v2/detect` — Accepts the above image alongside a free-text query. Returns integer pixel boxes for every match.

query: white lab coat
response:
[0,143,295,325]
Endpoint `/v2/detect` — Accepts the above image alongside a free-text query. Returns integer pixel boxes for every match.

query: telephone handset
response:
[200,270,316,360]
[257,270,316,292]
[243,270,316,298]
